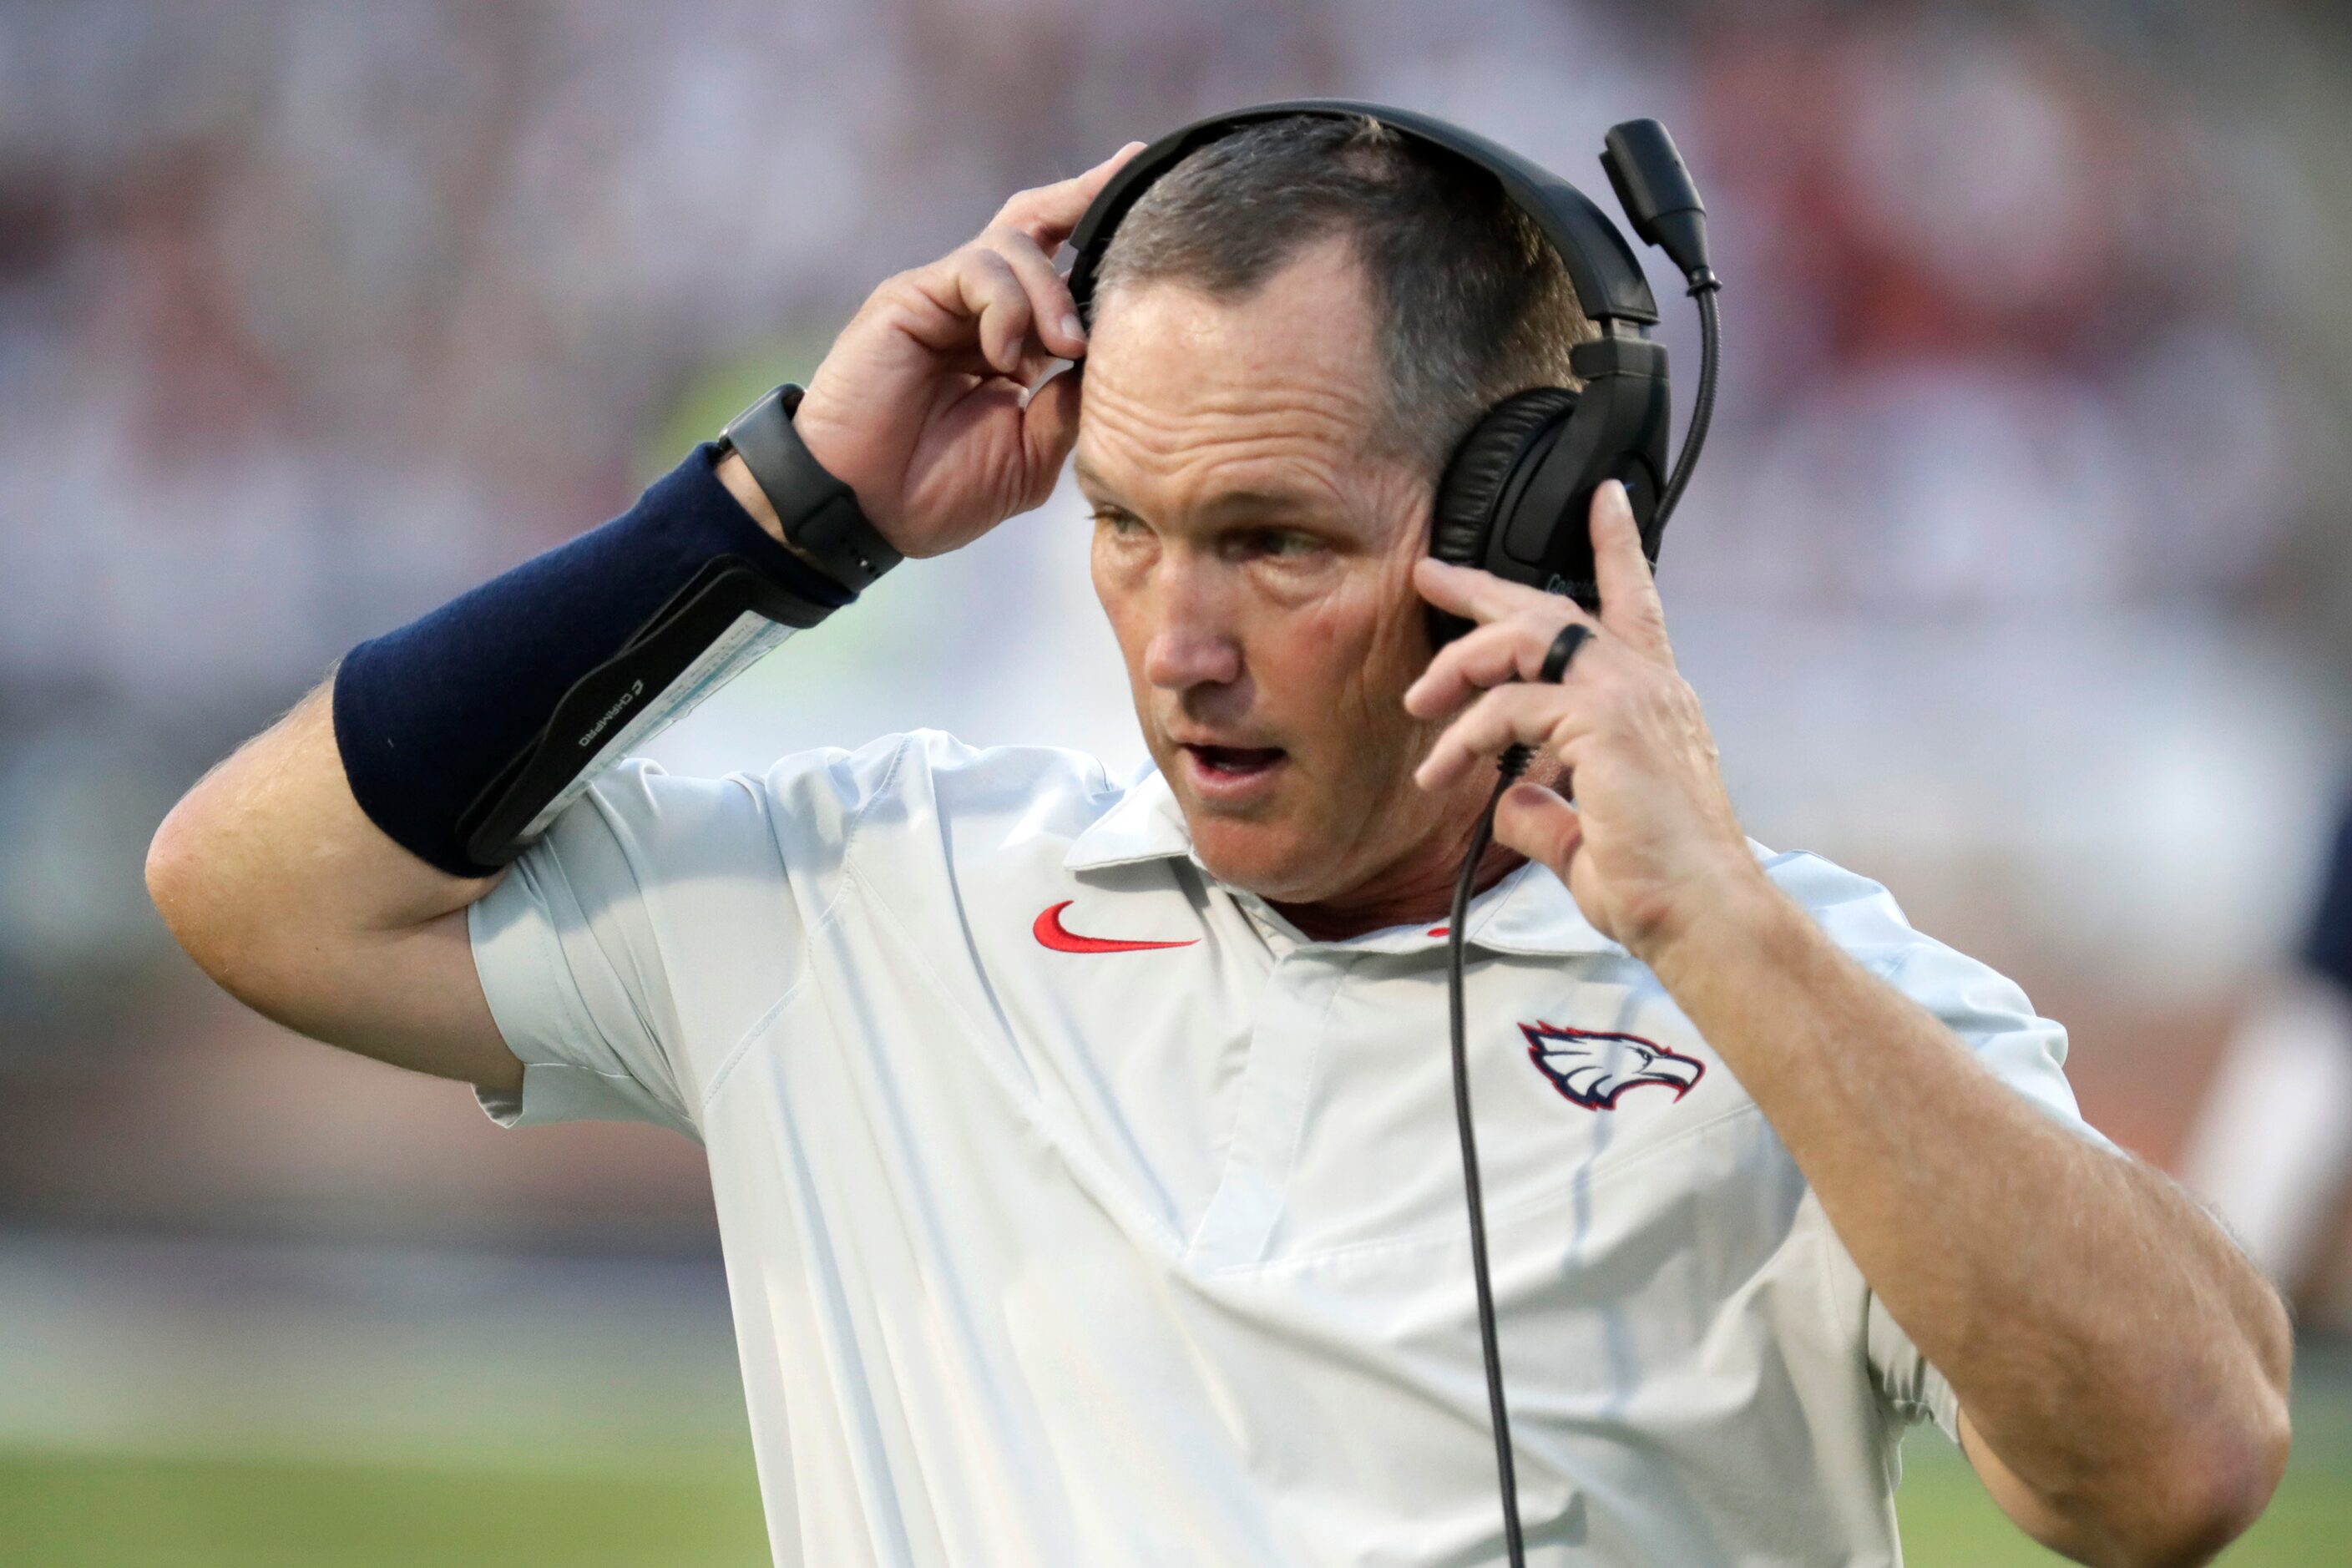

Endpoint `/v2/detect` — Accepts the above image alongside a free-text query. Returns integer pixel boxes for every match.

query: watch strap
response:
[719,383,903,592]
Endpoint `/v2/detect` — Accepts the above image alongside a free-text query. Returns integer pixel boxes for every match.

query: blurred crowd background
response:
[6,0,2352,1560]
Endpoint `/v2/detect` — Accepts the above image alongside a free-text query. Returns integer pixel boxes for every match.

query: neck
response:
[1271,758,1562,942]
[1274,837,1523,943]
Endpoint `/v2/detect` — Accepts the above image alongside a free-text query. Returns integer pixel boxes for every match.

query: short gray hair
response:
[1090,114,1596,470]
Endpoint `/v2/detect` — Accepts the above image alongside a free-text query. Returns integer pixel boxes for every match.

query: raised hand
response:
[785,144,1145,559]
[1405,480,1768,961]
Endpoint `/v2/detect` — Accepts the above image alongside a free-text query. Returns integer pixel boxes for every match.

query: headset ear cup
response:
[1427,387,1578,645]
[1431,387,1578,567]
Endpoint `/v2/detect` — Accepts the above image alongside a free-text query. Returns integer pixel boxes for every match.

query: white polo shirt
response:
[470,730,2101,1566]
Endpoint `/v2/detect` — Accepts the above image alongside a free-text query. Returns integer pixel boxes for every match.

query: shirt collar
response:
[1064,769,1621,958]
[1064,766,1196,871]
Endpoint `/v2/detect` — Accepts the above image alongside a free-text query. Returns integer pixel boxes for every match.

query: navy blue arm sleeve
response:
[332,445,851,878]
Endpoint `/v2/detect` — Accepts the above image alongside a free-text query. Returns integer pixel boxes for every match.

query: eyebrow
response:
[1071,456,1115,498]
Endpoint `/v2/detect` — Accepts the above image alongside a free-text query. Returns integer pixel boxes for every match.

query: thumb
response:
[1020,366,1084,501]
[1491,781,1581,878]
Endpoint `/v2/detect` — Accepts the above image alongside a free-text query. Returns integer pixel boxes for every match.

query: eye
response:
[1237,528,1324,562]
[1091,507,1146,537]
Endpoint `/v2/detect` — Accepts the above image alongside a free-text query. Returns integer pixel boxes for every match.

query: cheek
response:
[1090,533,1152,683]
[1329,554,1426,676]
[1280,568,1421,738]
[1366,549,1434,670]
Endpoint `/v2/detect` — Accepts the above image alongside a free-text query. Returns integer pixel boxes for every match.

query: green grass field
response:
[0,1449,768,1568]
[4,1418,2345,1567]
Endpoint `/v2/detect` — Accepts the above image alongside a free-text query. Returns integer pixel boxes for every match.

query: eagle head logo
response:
[1521,1021,1706,1110]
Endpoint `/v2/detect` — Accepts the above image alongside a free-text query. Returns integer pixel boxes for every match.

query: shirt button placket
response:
[1185,945,1346,1272]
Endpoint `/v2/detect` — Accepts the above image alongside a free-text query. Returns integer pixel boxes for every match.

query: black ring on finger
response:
[1538,623,1591,685]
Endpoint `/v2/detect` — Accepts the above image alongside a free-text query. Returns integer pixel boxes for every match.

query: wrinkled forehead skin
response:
[1072,237,1429,542]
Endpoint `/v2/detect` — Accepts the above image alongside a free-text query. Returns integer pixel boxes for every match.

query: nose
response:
[1144,625,1242,691]
[1141,558,1243,692]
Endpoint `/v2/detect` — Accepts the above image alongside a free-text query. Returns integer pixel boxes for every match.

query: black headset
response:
[1066,99,1721,635]
[1066,102,1723,1568]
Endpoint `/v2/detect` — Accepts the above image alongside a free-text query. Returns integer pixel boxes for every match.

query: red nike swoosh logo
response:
[1033,900,1199,954]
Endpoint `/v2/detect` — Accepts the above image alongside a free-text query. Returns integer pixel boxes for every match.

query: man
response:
[149,116,2289,1565]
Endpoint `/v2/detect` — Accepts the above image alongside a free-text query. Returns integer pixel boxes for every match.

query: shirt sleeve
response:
[1764,850,2116,1439]
[468,766,699,1137]
[468,741,892,1138]
[1867,1291,1962,1442]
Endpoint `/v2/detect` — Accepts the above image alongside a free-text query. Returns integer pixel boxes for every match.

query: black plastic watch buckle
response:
[719,383,903,593]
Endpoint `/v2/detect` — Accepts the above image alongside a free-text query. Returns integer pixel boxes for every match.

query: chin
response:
[1181,812,1336,903]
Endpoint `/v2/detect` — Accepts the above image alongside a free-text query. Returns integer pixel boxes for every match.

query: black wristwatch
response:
[716,383,903,593]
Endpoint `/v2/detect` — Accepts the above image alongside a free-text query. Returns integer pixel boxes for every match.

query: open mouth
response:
[1181,744,1287,780]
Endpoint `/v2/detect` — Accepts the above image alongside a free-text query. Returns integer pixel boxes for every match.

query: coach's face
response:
[1079,239,1490,907]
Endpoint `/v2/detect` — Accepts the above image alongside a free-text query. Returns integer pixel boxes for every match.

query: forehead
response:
[1075,240,1392,503]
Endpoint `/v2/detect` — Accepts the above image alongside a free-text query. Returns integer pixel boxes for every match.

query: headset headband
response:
[1065,99,1662,326]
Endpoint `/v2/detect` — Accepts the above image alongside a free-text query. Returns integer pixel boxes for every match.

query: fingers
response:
[947,246,1039,376]
[1492,781,1584,873]
[978,226,1088,360]
[994,141,1148,250]
[1019,367,1085,497]
[1411,553,1570,627]
[1404,598,1598,721]
[901,141,1147,379]
[1589,480,1673,661]
[926,228,1092,377]
[1414,683,1581,792]
[1411,481,1674,670]
[914,214,1099,376]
